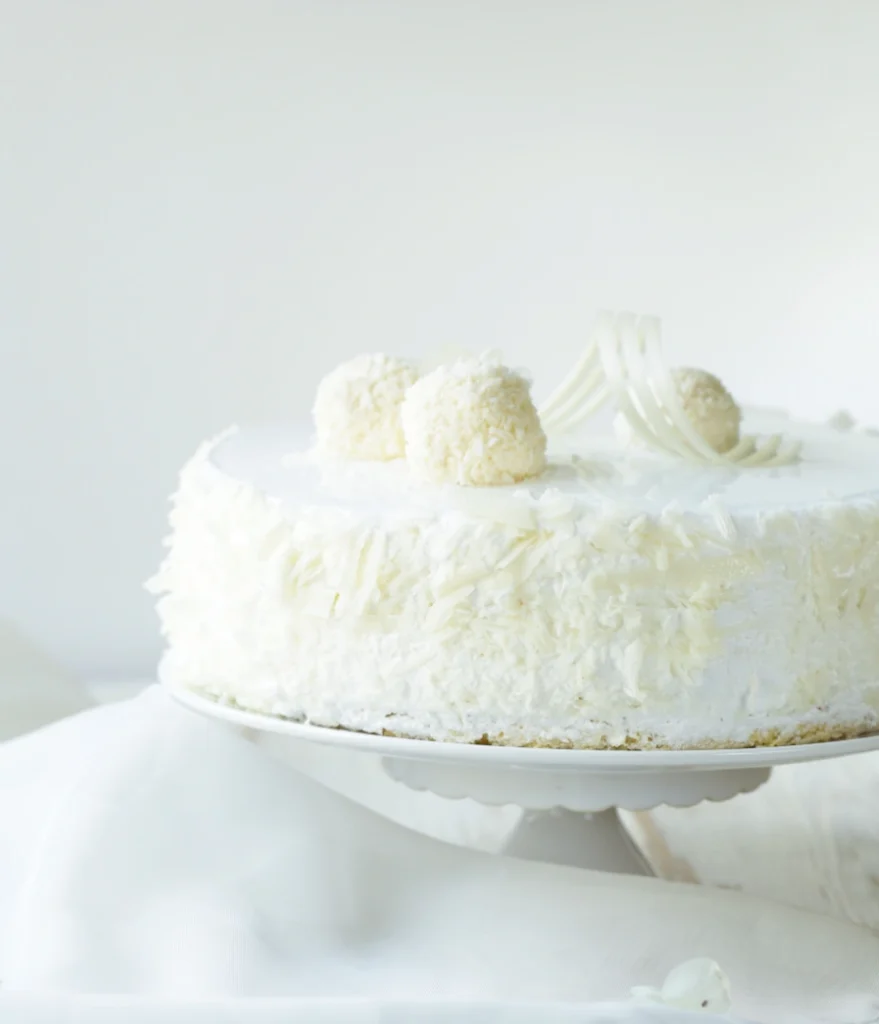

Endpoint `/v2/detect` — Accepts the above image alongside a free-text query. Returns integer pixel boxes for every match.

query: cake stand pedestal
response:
[380,754,771,875]
[169,686,879,877]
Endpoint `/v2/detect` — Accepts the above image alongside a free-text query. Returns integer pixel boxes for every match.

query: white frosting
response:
[313,353,418,460]
[402,358,546,486]
[150,410,879,748]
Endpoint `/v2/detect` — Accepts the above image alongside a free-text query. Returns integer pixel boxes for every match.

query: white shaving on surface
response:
[313,353,418,461]
[631,958,732,1013]
[402,357,547,487]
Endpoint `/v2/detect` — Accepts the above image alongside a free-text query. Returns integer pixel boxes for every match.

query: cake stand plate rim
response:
[167,683,879,771]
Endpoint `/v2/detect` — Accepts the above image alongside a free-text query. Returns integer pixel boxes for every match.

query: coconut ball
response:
[614,367,741,455]
[401,357,547,487]
[313,353,419,460]
[671,367,741,453]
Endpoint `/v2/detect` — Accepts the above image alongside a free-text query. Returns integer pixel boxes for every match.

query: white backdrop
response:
[3,1,879,680]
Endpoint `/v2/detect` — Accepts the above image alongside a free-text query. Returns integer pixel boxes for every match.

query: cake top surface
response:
[208,410,879,522]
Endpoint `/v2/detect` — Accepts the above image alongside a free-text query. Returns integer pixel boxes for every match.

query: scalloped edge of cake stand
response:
[378,756,771,877]
[378,755,772,811]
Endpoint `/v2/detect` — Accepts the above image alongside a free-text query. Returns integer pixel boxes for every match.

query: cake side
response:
[149,427,879,749]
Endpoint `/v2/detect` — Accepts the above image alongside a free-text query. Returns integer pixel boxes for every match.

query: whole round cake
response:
[151,325,879,749]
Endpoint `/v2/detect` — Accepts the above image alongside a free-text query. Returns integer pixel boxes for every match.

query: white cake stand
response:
[170,687,879,876]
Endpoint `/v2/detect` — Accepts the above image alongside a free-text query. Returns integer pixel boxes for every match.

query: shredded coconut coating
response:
[152,427,879,750]
[401,358,547,486]
[670,367,742,454]
[313,354,418,460]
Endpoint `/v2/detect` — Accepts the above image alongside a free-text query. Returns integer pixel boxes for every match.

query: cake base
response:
[373,719,878,750]
[178,680,878,751]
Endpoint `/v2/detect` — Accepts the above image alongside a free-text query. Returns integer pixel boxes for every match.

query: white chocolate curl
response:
[671,367,741,454]
[617,367,742,455]
[402,358,547,487]
[313,354,418,460]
